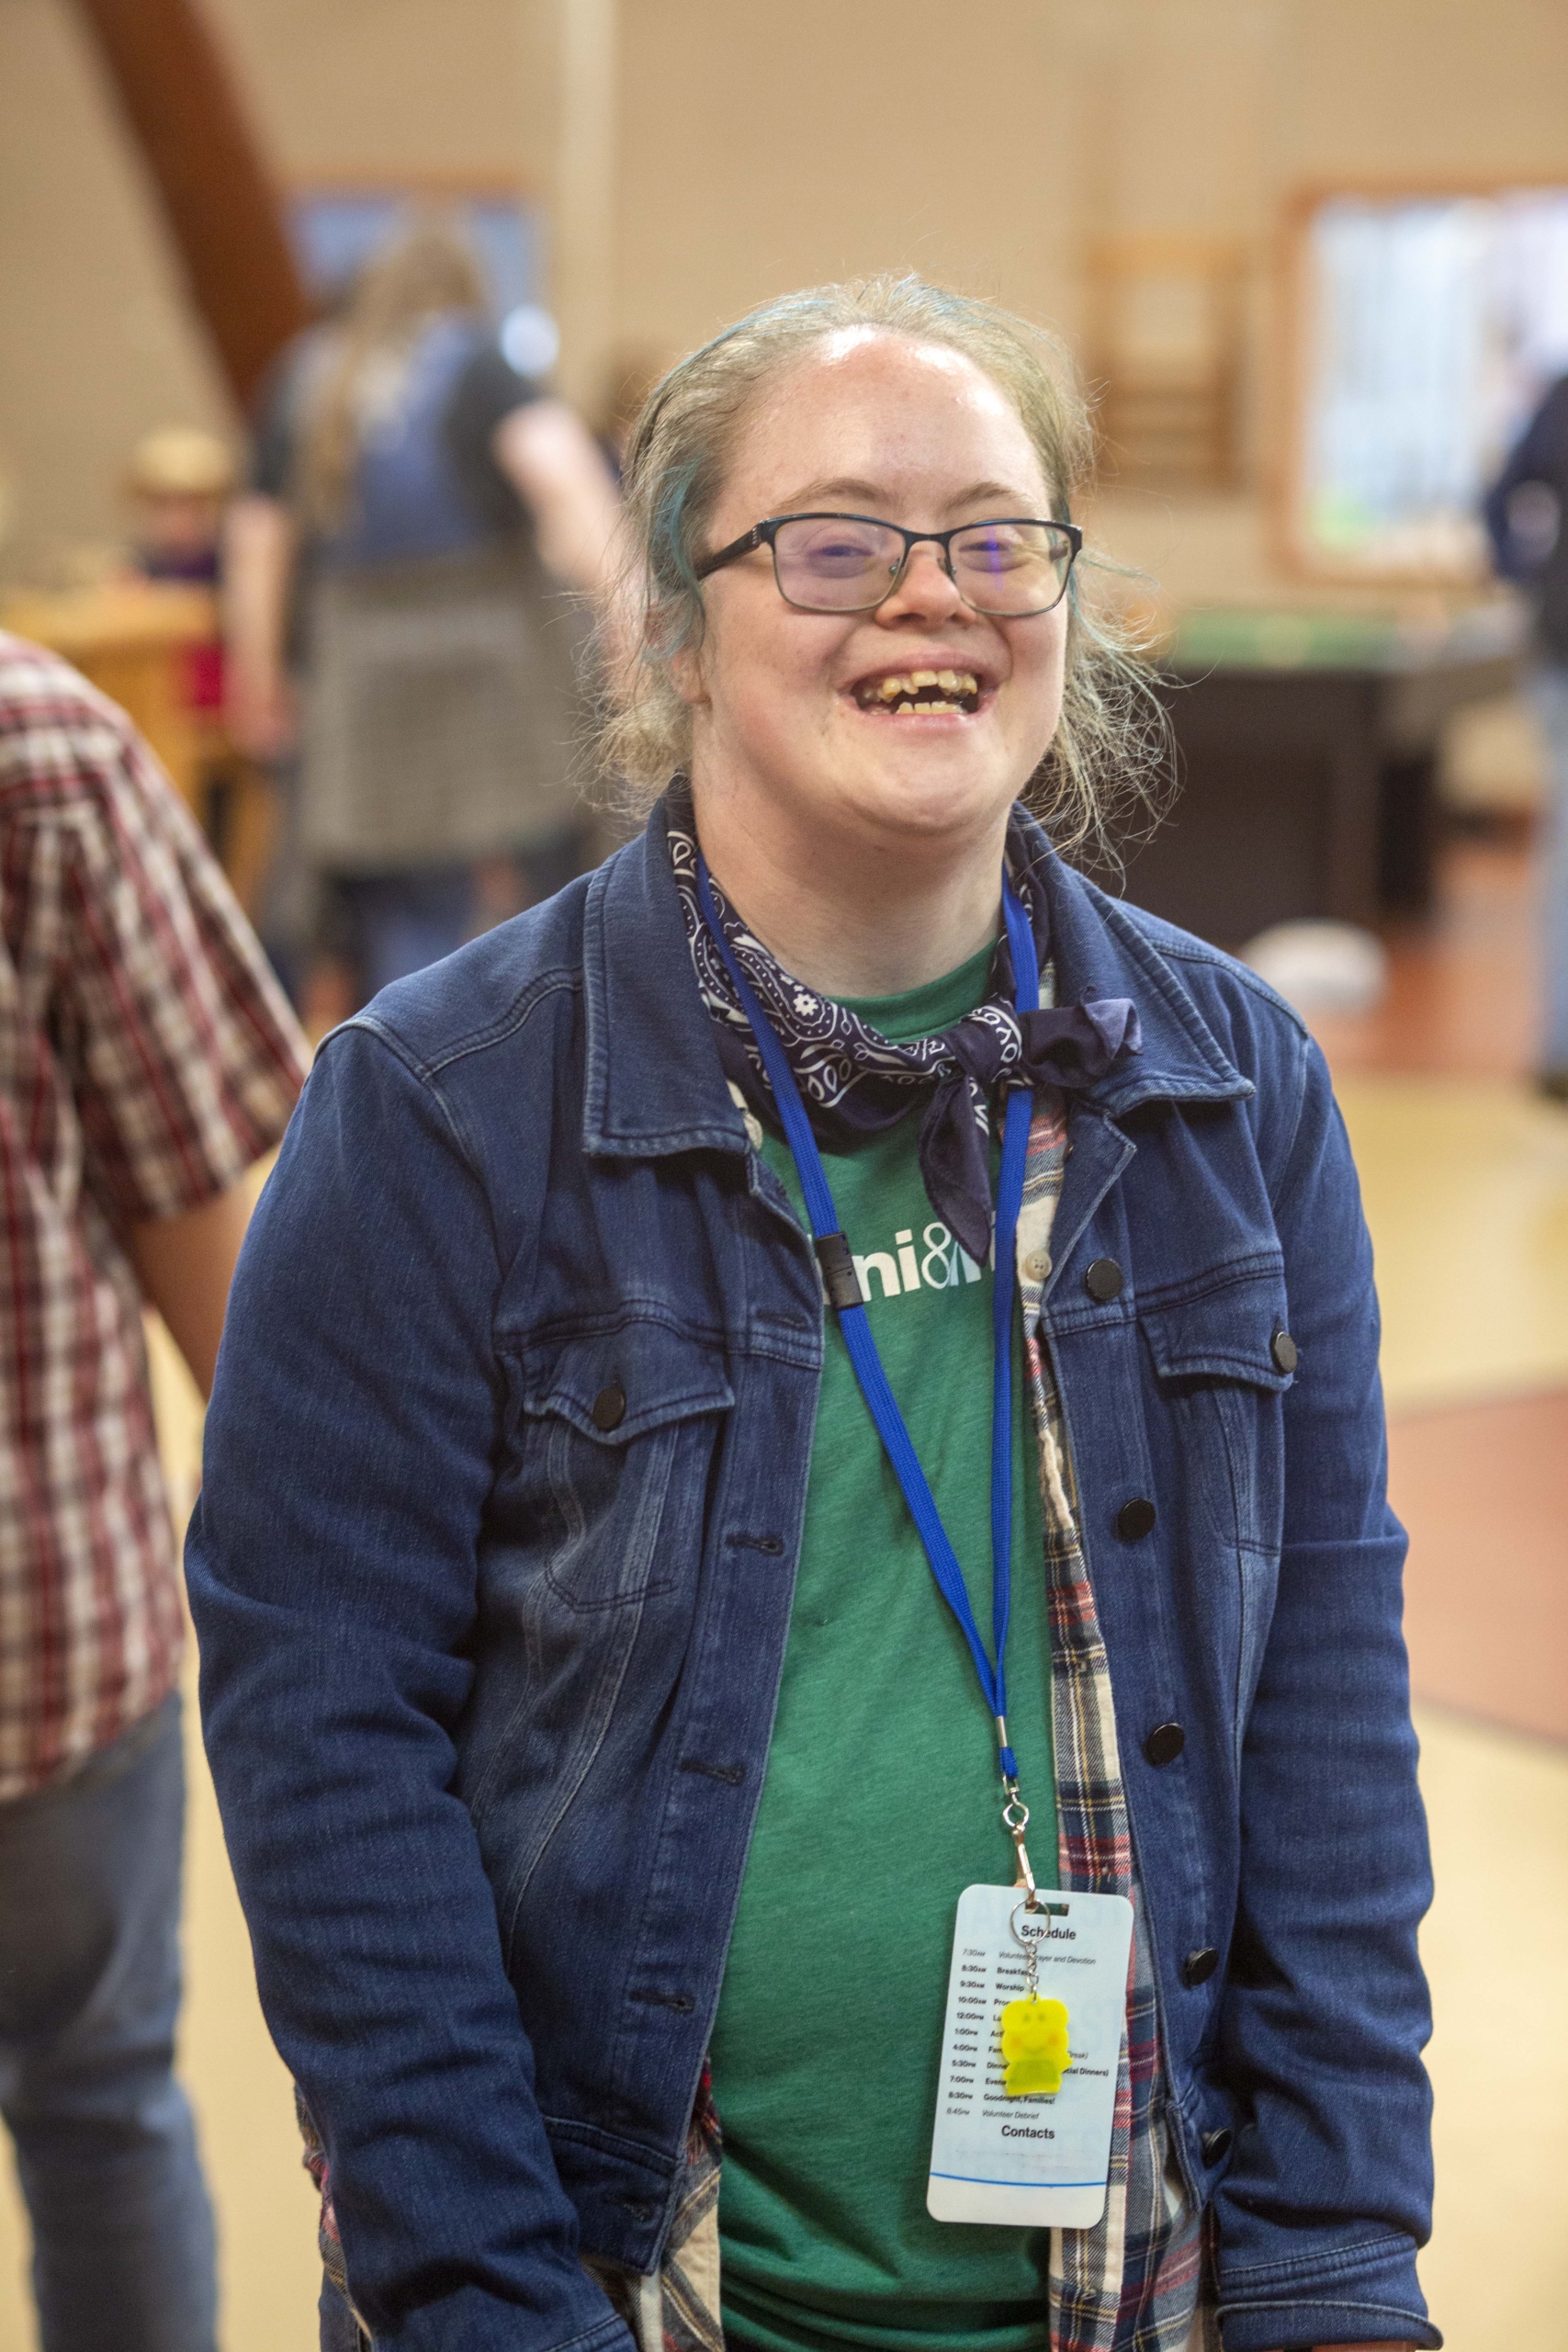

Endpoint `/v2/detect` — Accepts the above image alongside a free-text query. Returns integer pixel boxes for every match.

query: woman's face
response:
[682,330,1069,861]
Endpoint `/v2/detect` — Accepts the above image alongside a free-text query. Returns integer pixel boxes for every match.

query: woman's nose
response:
[875,540,967,624]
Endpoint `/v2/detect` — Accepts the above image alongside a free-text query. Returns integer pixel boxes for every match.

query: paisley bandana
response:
[666,780,1141,1264]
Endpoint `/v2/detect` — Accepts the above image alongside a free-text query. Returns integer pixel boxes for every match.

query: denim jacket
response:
[188,801,1437,2352]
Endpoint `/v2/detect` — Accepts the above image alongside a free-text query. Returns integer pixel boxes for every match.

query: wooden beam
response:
[68,0,313,405]
[523,0,618,409]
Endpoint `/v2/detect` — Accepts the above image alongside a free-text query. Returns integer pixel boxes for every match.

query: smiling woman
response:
[190,274,1436,2352]
[602,277,1162,876]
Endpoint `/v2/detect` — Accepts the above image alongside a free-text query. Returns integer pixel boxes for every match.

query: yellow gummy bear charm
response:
[999,1994,1073,2097]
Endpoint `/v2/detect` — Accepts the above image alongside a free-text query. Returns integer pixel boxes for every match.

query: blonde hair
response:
[297,212,489,535]
[600,274,1166,863]
[127,426,235,499]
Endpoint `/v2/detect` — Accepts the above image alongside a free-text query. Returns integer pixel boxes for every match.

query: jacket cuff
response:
[389,2296,637,2352]
[1216,2233,1440,2351]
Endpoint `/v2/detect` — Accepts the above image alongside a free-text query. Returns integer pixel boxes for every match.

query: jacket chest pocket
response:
[1138,1268,1293,1559]
[511,1322,735,1612]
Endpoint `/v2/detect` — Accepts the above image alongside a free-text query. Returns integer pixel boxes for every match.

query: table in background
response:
[1095,605,1525,946]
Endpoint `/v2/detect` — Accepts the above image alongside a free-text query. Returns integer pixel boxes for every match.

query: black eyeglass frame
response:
[693,511,1085,616]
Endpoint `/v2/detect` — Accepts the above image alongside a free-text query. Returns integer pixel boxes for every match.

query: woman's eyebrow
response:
[772,478,1035,515]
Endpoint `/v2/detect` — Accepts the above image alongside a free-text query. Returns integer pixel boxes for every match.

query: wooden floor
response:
[1392,1387,1568,1742]
[1314,835,1568,2352]
[2,831,1564,2350]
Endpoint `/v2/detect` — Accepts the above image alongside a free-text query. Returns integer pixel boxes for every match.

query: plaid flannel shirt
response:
[0,633,307,1799]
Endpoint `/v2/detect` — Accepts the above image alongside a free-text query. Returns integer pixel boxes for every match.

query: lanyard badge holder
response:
[696,857,1131,2228]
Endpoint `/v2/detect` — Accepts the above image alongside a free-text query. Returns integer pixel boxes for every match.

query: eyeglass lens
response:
[771,516,1073,615]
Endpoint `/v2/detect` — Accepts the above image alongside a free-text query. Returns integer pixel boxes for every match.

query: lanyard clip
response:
[1006,1778,1043,1909]
[1001,1783,1042,1912]
[997,1715,1041,1909]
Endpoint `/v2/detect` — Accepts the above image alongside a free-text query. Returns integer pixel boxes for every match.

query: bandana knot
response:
[667,784,1141,1265]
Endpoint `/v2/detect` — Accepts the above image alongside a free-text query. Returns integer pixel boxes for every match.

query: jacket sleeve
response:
[1210,1034,1439,2352]
[186,1022,633,2352]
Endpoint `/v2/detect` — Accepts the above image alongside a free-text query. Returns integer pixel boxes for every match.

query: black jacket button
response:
[1116,1498,1156,1541]
[1084,1257,1124,1303]
[1144,1721,1185,1767]
[1181,1946,1219,1987]
[1200,2125,1233,2165]
[591,1385,626,1431]
[1270,1329,1298,1374]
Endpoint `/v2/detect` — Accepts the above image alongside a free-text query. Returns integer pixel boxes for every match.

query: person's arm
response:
[1207,1035,1438,2352]
[492,398,622,594]
[127,1178,255,1400]
[1483,376,1568,579]
[50,682,307,1350]
[186,1027,632,2352]
[223,491,299,759]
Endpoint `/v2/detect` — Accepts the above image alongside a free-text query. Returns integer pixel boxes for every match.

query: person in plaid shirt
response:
[0,634,307,2351]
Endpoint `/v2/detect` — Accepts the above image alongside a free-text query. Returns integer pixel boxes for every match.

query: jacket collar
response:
[581,797,751,1159]
[1012,809,1254,1115]
[581,795,1250,1159]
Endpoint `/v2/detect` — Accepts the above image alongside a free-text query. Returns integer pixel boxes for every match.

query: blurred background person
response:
[123,424,233,758]
[124,424,234,590]
[0,630,307,2352]
[223,213,621,1024]
[1484,369,1568,1100]
[119,427,268,898]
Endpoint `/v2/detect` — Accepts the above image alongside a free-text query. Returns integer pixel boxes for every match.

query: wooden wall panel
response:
[68,0,311,403]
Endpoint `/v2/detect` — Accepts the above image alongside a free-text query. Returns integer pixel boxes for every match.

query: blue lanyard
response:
[695,855,1040,1803]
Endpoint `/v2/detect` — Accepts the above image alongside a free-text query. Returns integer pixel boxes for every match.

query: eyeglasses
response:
[694,511,1083,616]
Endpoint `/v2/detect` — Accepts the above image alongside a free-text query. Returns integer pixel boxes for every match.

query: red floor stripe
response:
[1389,1387,1568,1743]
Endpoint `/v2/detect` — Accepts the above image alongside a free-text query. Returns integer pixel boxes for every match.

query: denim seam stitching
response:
[352,967,582,1080]
[498,1304,731,1350]
[1218,2229,1416,2282]
[1151,934,1313,1042]
[1260,1026,1322,1232]
[316,1023,505,1288]
[1214,2297,1432,2323]
[1134,1253,1286,1314]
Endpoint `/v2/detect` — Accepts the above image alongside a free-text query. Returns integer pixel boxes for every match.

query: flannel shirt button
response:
[1144,1721,1185,1767]
[1084,1257,1124,1303]
[591,1385,626,1431]
[1023,1248,1052,1282]
[1116,1498,1156,1541]
[1181,1946,1219,1986]
[1270,1329,1298,1374]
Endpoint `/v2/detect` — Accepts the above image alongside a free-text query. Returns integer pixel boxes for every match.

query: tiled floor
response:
[2,834,1563,2351]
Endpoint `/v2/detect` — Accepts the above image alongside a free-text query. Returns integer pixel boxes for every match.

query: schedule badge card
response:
[927,1883,1134,2229]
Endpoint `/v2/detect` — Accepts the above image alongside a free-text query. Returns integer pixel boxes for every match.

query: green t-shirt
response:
[708,943,1059,2352]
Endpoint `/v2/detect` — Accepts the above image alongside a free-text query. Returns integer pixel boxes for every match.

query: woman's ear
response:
[670,636,708,713]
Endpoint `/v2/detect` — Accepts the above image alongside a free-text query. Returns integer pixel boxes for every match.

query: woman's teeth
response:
[855,669,980,715]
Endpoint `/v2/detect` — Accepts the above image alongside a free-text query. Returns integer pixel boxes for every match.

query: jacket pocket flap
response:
[521,1321,734,1443]
[1139,1270,1293,1388]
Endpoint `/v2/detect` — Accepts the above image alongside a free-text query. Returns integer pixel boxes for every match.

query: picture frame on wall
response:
[1279,179,1568,582]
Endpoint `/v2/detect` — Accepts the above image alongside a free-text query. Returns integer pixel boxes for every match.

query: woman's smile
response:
[847,663,986,716]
